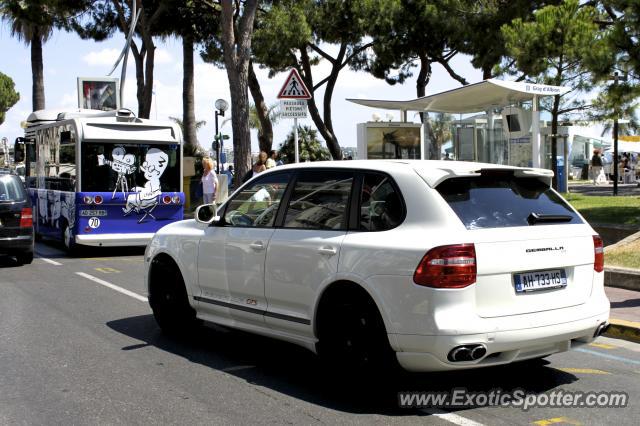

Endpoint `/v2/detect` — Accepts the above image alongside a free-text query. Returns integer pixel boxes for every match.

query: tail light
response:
[83,195,93,204]
[20,207,33,228]
[162,195,172,204]
[414,244,477,288]
[171,195,181,204]
[593,235,604,272]
[94,195,103,204]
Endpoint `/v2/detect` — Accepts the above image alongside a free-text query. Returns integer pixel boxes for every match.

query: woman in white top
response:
[201,157,217,204]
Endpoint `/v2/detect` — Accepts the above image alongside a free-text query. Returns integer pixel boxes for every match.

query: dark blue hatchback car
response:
[0,173,34,264]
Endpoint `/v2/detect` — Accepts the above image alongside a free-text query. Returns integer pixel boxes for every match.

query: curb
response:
[604,267,640,292]
[604,319,640,344]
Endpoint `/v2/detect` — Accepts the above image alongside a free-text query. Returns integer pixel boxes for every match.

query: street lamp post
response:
[214,99,229,175]
[611,70,627,196]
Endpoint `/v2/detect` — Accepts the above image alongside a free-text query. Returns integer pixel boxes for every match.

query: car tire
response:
[16,251,34,265]
[149,260,201,336]
[318,290,398,375]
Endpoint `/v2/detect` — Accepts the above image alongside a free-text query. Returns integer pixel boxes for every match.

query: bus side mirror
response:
[14,138,25,163]
[195,204,219,225]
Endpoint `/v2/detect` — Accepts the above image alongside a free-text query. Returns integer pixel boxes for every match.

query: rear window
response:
[0,175,27,202]
[436,174,582,229]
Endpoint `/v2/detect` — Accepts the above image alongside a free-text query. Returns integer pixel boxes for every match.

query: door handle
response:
[317,246,337,256]
[249,241,265,251]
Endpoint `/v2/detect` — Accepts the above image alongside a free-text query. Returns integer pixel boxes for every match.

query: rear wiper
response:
[527,212,573,225]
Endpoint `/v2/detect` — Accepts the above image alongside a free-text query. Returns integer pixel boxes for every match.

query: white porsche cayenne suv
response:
[144,160,610,372]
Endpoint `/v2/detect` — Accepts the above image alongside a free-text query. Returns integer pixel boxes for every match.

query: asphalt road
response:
[1,241,638,425]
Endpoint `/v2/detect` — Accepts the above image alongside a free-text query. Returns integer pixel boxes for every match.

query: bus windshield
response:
[81,142,181,193]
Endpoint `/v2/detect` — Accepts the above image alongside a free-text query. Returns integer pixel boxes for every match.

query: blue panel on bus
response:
[29,189,184,243]
[75,191,184,235]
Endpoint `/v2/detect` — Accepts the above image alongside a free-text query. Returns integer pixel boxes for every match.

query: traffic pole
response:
[294,117,299,163]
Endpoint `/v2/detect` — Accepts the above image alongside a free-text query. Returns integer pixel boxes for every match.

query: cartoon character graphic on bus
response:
[97,146,136,199]
[123,148,168,222]
[37,189,48,225]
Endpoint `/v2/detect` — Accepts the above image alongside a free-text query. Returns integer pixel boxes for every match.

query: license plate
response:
[79,209,107,217]
[514,269,567,293]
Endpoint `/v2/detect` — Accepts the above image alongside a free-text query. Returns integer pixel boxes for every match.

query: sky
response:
[0,24,486,154]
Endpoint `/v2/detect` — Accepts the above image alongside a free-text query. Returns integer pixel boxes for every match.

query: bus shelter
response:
[347,79,570,171]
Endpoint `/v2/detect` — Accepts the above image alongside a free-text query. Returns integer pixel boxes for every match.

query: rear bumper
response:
[393,309,610,372]
[75,233,154,247]
[0,234,34,254]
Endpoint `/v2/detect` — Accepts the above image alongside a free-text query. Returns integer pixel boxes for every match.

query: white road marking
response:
[421,408,485,426]
[75,272,148,303]
[39,257,62,266]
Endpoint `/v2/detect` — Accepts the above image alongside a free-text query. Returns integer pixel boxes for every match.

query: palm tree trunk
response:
[182,34,197,155]
[248,60,273,153]
[31,34,45,111]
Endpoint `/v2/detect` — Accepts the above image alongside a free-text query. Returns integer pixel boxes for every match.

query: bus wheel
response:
[62,224,77,255]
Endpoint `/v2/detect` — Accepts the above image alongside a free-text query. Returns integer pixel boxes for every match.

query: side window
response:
[222,172,291,227]
[360,173,404,231]
[283,170,353,230]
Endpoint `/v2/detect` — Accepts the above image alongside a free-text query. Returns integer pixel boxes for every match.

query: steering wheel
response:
[227,210,253,226]
[253,203,279,226]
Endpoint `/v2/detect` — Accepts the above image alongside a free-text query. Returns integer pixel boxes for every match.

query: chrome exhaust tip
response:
[448,344,487,362]
[593,322,610,337]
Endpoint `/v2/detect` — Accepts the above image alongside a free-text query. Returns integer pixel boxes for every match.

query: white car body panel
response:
[144,160,610,372]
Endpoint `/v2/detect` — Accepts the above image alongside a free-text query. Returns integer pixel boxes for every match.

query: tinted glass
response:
[283,170,353,230]
[223,172,291,227]
[0,175,27,202]
[360,173,404,231]
[81,143,181,192]
[436,174,582,229]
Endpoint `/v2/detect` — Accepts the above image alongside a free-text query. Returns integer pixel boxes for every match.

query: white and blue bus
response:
[15,108,184,252]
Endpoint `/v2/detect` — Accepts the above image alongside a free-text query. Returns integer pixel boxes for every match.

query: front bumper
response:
[75,233,154,247]
[393,309,610,372]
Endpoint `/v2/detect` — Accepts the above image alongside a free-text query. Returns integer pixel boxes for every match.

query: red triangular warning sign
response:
[277,69,312,99]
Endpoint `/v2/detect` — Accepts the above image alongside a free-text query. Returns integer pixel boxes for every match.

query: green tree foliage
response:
[456,0,562,79]
[500,0,608,188]
[1,0,85,111]
[368,0,468,95]
[0,71,20,126]
[253,0,374,160]
[585,1,640,137]
[278,125,331,163]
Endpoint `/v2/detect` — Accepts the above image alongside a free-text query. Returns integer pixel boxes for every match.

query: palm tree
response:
[249,103,280,153]
[1,0,54,111]
[168,116,207,155]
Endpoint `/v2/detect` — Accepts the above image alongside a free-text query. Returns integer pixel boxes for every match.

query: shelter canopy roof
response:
[347,79,570,114]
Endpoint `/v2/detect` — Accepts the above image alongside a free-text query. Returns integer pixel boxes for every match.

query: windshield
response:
[81,142,181,193]
[0,175,27,202]
[436,174,582,229]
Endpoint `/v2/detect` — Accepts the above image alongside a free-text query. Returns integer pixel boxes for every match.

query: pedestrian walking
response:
[591,149,604,185]
[201,157,217,204]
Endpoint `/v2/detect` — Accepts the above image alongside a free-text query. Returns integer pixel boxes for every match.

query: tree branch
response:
[435,57,468,85]
[338,41,374,70]
[308,43,336,65]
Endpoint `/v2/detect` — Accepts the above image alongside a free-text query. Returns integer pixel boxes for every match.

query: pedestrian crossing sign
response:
[277,69,312,99]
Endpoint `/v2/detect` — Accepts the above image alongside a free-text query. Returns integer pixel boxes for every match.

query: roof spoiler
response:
[419,166,554,188]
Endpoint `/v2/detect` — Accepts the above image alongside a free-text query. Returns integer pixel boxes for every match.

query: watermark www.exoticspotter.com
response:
[399,388,629,411]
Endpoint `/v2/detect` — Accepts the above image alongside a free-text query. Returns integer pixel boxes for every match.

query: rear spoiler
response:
[416,166,554,188]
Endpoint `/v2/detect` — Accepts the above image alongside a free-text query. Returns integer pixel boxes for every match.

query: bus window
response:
[81,143,181,193]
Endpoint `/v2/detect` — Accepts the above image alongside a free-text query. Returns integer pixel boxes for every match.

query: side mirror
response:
[195,204,219,225]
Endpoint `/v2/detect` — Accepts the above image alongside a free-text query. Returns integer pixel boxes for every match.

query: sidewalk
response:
[605,286,640,344]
